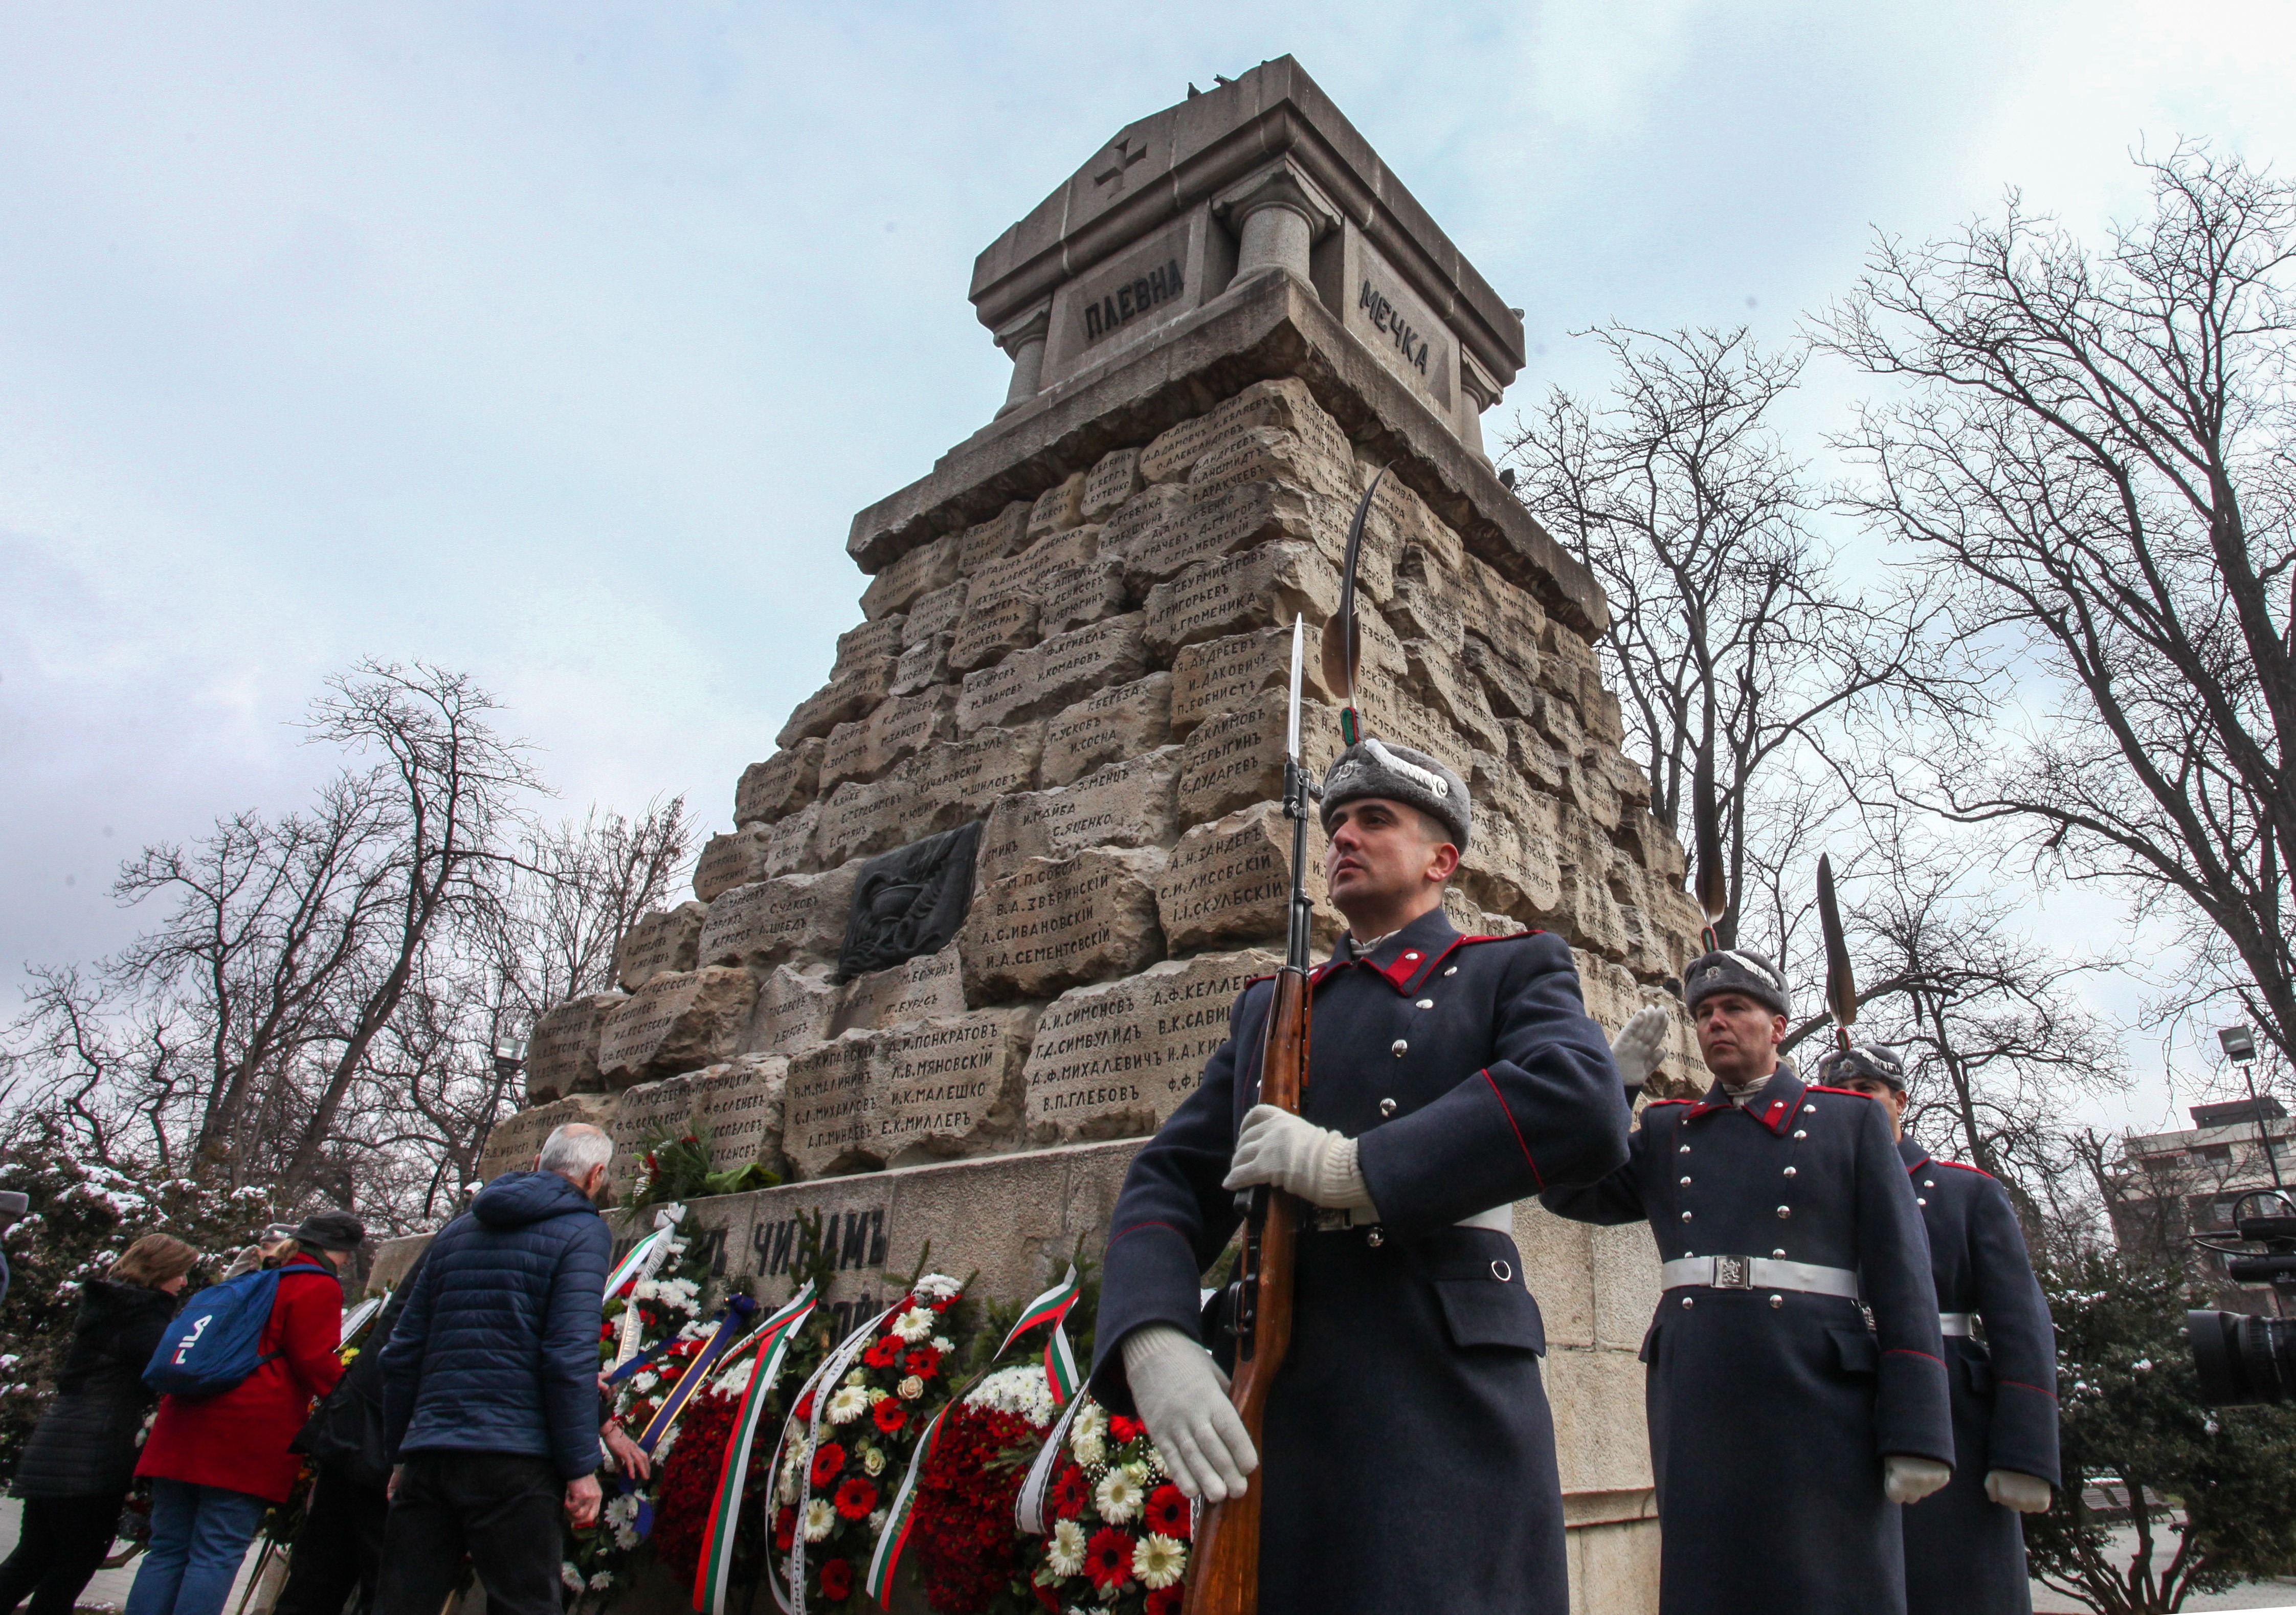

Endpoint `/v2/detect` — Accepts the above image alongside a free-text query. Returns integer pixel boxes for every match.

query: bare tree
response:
[1501,324,1956,948]
[1816,143,2296,1067]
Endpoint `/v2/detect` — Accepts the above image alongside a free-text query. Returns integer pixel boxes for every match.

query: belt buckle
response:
[1712,1255,1751,1290]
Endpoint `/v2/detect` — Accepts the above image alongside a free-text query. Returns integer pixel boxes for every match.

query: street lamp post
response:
[2217,1026,2286,1194]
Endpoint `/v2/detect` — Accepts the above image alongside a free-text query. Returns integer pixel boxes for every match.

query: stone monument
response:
[428,58,1713,1613]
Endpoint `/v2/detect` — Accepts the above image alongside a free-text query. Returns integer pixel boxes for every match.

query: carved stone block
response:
[1189,424,1355,502]
[958,846,1166,1003]
[1027,471,1087,539]
[782,1030,884,1179]
[908,725,1046,822]
[1081,447,1143,521]
[889,633,953,697]
[957,501,1032,574]
[860,533,958,621]
[836,944,966,1033]
[1102,483,1192,576]
[1142,542,1340,659]
[695,828,774,903]
[946,590,1039,674]
[477,1093,618,1184]
[736,738,826,828]
[903,580,969,647]
[977,748,1180,883]
[597,966,759,1088]
[1175,691,1344,825]
[698,865,858,970]
[1404,639,1506,755]
[1121,480,1314,596]
[1462,633,1542,721]
[1351,661,1474,778]
[610,1072,706,1200]
[1168,627,1333,738]
[523,992,625,1102]
[1037,557,1130,637]
[615,902,707,991]
[1023,947,1282,1146]
[1041,673,1173,786]
[777,654,896,750]
[956,613,1148,733]
[814,771,920,866]
[821,686,957,789]
[870,1009,1036,1167]
[693,1054,791,1180]
[745,961,842,1056]
[1156,800,1335,954]
[836,822,982,982]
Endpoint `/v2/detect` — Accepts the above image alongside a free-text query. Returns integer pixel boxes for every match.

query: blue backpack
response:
[145,1268,292,1399]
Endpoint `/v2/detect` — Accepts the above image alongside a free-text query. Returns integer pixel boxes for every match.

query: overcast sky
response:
[5,1,2291,1137]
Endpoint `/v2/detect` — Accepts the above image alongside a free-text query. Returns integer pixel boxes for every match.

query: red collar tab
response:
[1686,1070,1807,1133]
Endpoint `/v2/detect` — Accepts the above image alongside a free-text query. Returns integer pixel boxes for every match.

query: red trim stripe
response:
[1481,1068,1544,1190]
[1109,1220,1186,1246]
[1886,1348,1944,1365]
[1999,1380,2059,1400]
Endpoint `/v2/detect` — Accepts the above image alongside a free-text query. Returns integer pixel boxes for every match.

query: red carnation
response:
[1108,1414,1144,1445]
[1050,1462,1090,1520]
[1084,1527,1134,1590]
[862,1335,901,1368]
[1144,1482,1190,1539]
[794,1390,815,1422]
[872,1398,908,1435]
[773,1506,796,1552]
[1146,1587,1184,1615]
[904,1343,943,1377]
[833,1476,878,1521]
[810,1442,845,1487]
[816,1557,853,1601]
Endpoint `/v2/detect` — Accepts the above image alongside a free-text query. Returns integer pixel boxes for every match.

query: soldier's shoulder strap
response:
[1641,1098,1694,1111]
[1933,1159,1997,1179]
[1805,1084,1876,1099]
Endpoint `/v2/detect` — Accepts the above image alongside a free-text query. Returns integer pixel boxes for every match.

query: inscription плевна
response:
[1084,259,1186,344]
[1358,279,1430,374]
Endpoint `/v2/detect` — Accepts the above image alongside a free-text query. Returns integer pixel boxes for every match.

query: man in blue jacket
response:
[375,1123,615,1615]
[1090,739,1632,1614]
[1817,1044,2059,1615]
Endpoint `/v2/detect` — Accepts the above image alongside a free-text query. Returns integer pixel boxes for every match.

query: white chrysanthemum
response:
[1071,1429,1106,1467]
[718,1357,755,1396]
[589,1572,615,1592]
[891,1306,936,1343]
[844,1367,867,1387]
[1095,1467,1143,1523]
[605,1494,640,1526]
[1133,1534,1187,1590]
[862,1445,886,1477]
[560,1563,585,1593]
[629,1370,658,1395]
[897,1375,924,1401]
[912,1273,963,1304]
[803,1500,836,1542]
[826,1385,871,1425]
[1045,1519,1087,1578]
[963,1364,1056,1426]
[932,1335,955,1354]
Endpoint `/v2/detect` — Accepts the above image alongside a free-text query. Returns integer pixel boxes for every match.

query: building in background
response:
[2113,1096,2293,1312]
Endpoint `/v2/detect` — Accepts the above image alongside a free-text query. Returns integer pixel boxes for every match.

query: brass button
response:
[1917,1198,1928,1207]
[1793,1130,1808,1140]
[1769,1294,1784,1309]
[1680,1210,1693,1222]
[1776,1206,1792,1219]
[1771,1249,1786,1258]
[1782,1167,1797,1178]
[1680,1175,1692,1185]
[1682,1296,1695,1309]
[1366,1228,1385,1248]
[1391,1039,1408,1056]
[1443,965,1458,976]
[1679,1144,1691,1154]
[1378,1097,1397,1118]
[1803,1104,1816,1114]
[1416,998,1434,1010]
[1924,1179,1935,1188]
[1402,952,1419,961]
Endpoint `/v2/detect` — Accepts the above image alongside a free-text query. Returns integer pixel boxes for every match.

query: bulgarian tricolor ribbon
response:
[609,1204,688,1369]
[692,1282,816,1615]
[772,1299,905,1615]
[864,1268,1083,1604]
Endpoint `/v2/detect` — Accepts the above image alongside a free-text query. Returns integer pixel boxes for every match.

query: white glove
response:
[1221,1105,1375,1211]
[1986,1469,2052,1513]
[1611,1006,1670,1091]
[1121,1324,1259,1502]
[1883,1454,1952,1505]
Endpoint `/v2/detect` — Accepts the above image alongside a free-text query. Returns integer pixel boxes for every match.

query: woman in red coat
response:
[125,1212,363,1615]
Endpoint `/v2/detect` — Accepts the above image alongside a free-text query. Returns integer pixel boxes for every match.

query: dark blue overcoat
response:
[1541,1067,1954,1615]
[1090,908,1631,1615]
[1897,1137,2060,1615]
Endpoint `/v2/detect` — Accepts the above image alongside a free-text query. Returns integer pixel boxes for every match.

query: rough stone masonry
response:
[481,58,1709,1615]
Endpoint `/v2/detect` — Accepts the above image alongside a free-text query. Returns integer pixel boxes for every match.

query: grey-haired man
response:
[1543,950,1954,1615]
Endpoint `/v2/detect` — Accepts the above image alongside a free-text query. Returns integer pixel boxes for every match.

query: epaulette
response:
[1458,930,1547,944]
[1641,1098,1693,1110]
[1806,1085,1878,1100]
[1934,1159,1996,1179]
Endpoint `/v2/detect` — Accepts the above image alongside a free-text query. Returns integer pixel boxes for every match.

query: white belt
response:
[1940,1312,1976,1337]
[1661,1256,1860,1300]
[1306,1204,1514,1233]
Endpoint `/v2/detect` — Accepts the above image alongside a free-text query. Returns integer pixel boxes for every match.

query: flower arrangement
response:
[1020,1396,1192,1615]
[908,1364,1061,1614]
[765,1273,966,1612]
[637,1127,781,1205]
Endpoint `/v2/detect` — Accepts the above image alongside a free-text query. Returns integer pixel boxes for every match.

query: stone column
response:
[1215,161,1340,286]
[994,299,1053,416]
[1460,349,1504,464]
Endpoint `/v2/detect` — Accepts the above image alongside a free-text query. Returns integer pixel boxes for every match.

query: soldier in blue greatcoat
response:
[1817,1044,2061,1615]
[1089,740,1632,1614]
[1542,950,1956,1615]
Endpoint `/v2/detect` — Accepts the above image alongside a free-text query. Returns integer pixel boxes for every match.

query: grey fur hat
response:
[1682,948,1791,1020]
[1320,739,1471,850]
[1814,1043,1909,1092]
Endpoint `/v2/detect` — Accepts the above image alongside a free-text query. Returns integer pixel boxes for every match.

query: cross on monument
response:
[1093,137,1149,192]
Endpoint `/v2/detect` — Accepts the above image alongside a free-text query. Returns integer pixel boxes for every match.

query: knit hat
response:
[1682,948,1791,1020]
[1319,739,1471,851]
[293,1210,367,1253]
[1814,1044,1908,1092]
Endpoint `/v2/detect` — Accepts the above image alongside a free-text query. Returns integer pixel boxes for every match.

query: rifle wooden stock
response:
[1183,965,1307,1615]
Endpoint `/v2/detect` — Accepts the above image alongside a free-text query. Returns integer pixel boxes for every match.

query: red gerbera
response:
[872,1398,908,1435]
[1050,1462,1090,1520]
[1108,1414,1144,1445]
[793,1390,815,1422]
[773,1506,796,1552]
[816,1558,853,1601]
[861,1335,901,1368]
[833,1476,878,1521]
[810,1442,845,1487]
[1084,1527,1134,1590]
[903,1343,942,1377]
[1144,1482,1190,1538]
[1145,1587,1184,1615]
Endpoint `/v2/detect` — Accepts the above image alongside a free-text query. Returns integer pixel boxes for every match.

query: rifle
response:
[1184,615,1314,1615]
